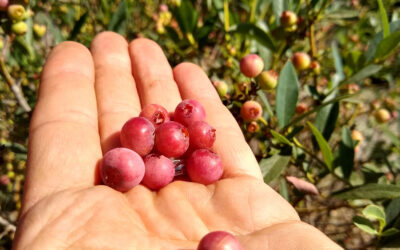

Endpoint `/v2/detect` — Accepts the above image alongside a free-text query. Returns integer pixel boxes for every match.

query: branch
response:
[0,214,16,240]
[0,55,31,112]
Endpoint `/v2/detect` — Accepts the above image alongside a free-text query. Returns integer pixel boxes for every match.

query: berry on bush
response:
[120,117,155,156]
[296,103,307,114]
[33,24,47,37]
[155,121,189,158]
[247,121,259,133]
[197,231,243,250]
[280,10,298,28]
[292,52,311,71]
[240,100,262,122]
[257,70,278,90]
[375,108,391,123]
[141,154,175,190]
[7,4,25,21]
[188,121,216,150]
[212,80,229,98]
[239,54,264,78]
[11,21,28,35]
[0,0,9,11]
[187,149,223,185]
[0,175,10,186]
[174,99,206,127]
[140,104,170,127]
[309,61,321,74]
[100,148,145,192]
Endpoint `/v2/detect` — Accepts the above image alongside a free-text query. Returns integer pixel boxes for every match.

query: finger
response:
[129,38,181,112]
[22,42,101,214]
[173,63,262,179]
[91,32,141,153]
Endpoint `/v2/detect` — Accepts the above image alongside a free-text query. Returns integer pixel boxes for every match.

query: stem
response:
[309,24,317,57]
[249,0,257,23]
[0,56,31,112]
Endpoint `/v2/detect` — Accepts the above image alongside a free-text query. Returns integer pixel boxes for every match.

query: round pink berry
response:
[187,149,223,185]
[240,100,262,122]
[100,148,145,192]
[197,231,243,250]
[0,0,9,10]
[155,121,190,158]
[120,117,155,156]
[141,154,175,190]
[140,104,170,127]
[0,175,10,186]
[188,121,216,149]
[239,54,264,78]
[174,99,206,127]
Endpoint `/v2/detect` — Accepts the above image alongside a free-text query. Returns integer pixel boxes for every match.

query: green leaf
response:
[276,62,299,128]
[382,228,400,237]
[331,42,345,87]
[108,0,126,32]
[385,197,400,226]
[279,177,290,201]
[272,0,286,25]
[259,155,291,184]
[172,0,198,34]
[334,184,400,200]
[374,31,400,59]
[353,216,378,235]
[68,12,88,40]
[270,130,293,146]
[377,0,390,38]
[342,64,383,85]
[307,122,333,171]
[365,20,400,63]
[334,126,355,179]
[257,90,274,118]
[230,23,275,50]
[362,204,386,229]
[314,102,339,142]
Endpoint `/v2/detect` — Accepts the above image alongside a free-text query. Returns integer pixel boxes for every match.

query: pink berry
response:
[141,154,175,190]
[0,175,10,186]
[140,104,170,127]
[120,117,155,156]
[280,10,298,28]
[240,54,264,78]
[197,231,243,250]
[0,0,9,10]
[155,121,190,158]
[240,100,262,122]
[187,149,223,185]
[100,148,145,192]
[174,99,206,126]
[188,121,216,149]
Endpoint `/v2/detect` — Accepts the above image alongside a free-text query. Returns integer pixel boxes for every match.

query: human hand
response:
[13,32,341,250]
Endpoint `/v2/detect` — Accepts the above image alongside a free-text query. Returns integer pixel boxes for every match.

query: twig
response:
[0,56,31,112]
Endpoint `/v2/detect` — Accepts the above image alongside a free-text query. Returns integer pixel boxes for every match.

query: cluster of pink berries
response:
[100,100,223,192]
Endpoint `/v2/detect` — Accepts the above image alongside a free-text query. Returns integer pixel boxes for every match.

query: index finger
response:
[173,63,262,179]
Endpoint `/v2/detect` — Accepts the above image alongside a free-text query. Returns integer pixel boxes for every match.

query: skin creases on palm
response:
[13,175,311,250]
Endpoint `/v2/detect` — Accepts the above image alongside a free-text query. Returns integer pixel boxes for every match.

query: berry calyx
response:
[240,100,262,122]
[140,104,170,127]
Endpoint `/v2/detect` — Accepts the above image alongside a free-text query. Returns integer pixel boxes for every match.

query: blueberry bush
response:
[1,0,400,249]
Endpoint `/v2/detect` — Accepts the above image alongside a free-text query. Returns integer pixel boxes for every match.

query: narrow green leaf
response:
[331,42,345,87]
[270,130,293,146]
[334,126,355,179]
[375,31,400,59]
[259,155,291,184]
[279,177,290,201]
[307,122,333,171]
[353,216,378,235]
[365,20,400,63]
[230,23,275,50]
[276,62,299,128]
[362,205,386,229]
[108,0,126,31]
[385,197,400,226]
[272,0,286,25]
[342,64,383,85]
[382,228,400,237]
[334,184,400,200]
[257,90,274,118]
[377,0,390,38]
[314,102,339,142]
[172,0,198,34]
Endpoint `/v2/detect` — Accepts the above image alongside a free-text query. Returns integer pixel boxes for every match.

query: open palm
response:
[13,32,340,250]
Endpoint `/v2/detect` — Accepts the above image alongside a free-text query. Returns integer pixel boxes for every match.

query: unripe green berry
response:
[375,108,391,123]
[257,70,278,90]
[11,21,28,35]
[33,23,47,37]
[0,39,3,50]
[309,61,321,74]
[292,52,311,71]
[212,80,229,97]
[240,100,262,122]
[7,4,25,21]
[240,54,264,78]
[280,11,297,28]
